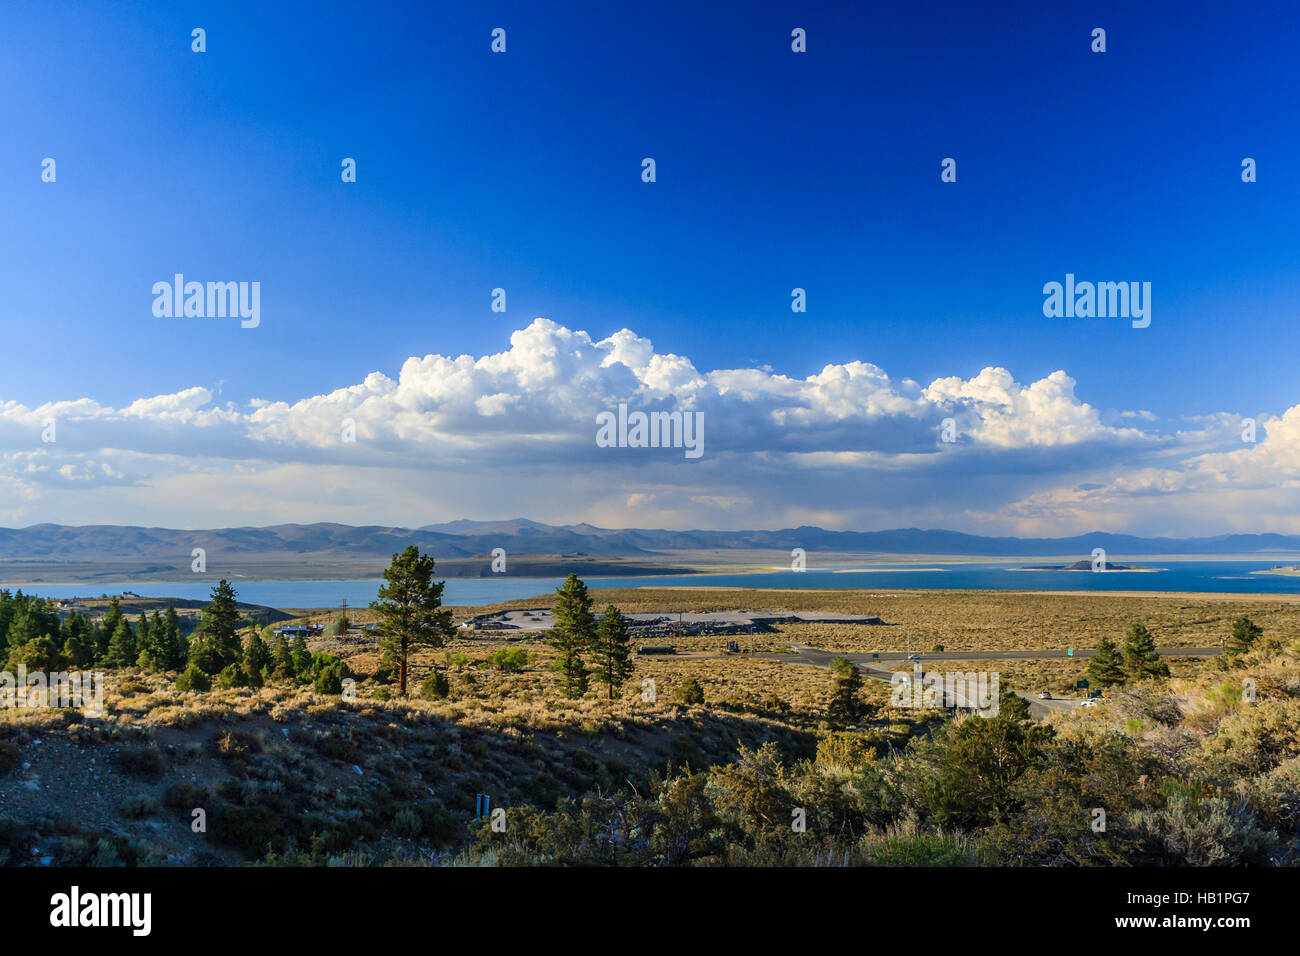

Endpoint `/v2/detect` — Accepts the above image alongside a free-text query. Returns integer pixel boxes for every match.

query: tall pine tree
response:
[97,597,124,661]
[591,605,635,700]
[289,633,312,677]
[270,634,296,681]
[369,546,454,696]
[104,618,137,668]
[550,574,595,699]
[188,581,243,675]
[164,606,188,669]
[140,610,170,670]
[136,612,160,670]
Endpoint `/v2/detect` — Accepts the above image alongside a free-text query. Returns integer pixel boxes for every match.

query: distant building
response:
[274,624,324,639]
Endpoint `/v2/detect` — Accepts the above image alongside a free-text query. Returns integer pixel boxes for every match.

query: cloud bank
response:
[0,318,1293,535]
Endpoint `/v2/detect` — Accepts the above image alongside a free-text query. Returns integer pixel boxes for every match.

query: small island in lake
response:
[1253,565,1300,576]
[1018,559,1141,571]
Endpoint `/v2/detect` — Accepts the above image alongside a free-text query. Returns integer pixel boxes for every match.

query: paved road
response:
[786,644,1003,713]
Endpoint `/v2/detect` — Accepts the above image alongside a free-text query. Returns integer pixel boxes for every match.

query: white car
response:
[1079,698,1099,708]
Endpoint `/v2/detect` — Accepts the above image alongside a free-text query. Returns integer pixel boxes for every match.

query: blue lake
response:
[4,560,1299,608]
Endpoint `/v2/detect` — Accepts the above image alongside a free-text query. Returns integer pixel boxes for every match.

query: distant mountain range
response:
[415,520,1300,556]
[2,519,1299,561]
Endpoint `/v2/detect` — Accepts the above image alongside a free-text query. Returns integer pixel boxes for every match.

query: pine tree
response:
[136,611,164,670]
[369,546,454,696]
[189,580,243,675]
[7,599,61,655]
[104,619,137,668]
[142,610,171,671]
[550,574,595,699]
[1123,622,1170,680]
[1087,634,1126,687]
[62,631,93,669]
[216,662,248,689]
[7,634,62,673]
[98,597,124,660]
[1225,617,1263,657]
[175,664,211,692]
[61,613,95,669]
[88,621,108,663]
[591,605,635,700]
[242,631,270,687]
[136,636,154,671]
[164,607,188,670]
[827,657,864,726]
[0,589,14,644]
[290,634,312,677]
[313,659,345,694]
[270,634,296,681]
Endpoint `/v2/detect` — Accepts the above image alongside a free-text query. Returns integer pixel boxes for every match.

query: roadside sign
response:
[872,653,879,660]
[1076,679,1089,689]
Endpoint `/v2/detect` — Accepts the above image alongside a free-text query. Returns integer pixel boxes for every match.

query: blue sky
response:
[1,0,1297,534]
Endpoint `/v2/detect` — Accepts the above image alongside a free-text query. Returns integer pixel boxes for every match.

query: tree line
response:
[1,589,188,673]
[0,583,349,695]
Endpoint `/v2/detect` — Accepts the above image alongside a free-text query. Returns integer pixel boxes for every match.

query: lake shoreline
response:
[7,559,1300,609]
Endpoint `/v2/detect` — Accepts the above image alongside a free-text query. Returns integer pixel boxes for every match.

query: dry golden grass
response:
[881,657,1205,696]
[451,587,1300,653]
[301,586,1300,728]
